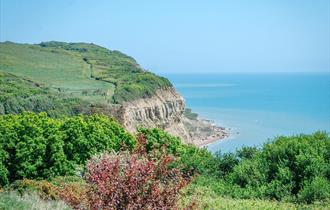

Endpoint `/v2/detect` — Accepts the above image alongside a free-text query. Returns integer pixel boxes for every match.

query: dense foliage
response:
[7,137,192,210]
[189,132,330,204]
[138,128,214,175]
[0,112,136,186]
[136,128,330,204]
[82,152,189,209]
[0,111,329,206]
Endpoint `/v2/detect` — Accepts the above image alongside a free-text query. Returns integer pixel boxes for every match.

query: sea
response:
[163,73,330,153]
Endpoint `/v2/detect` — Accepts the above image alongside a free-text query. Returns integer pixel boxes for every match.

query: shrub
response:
[260,132,330,198]
[61,114,136,164]
[0,112,136,185]
[197,132,330,203]
[138,128,215,175]
[137,128,184,155]
[298,177,330,204]
[236,146,259,160]
[9,135,193,209]
[213,152,239,177]
[81,151,189,209]
[229,159,266,188]
[0,112,71,182]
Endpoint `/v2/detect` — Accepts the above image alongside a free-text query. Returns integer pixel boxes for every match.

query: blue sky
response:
[1,0,329,73]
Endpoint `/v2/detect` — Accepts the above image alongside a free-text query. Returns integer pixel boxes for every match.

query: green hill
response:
[0,41,171,104]
[0,72,91,116]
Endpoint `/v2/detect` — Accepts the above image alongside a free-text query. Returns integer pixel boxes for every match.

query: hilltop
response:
[0,41,171,104]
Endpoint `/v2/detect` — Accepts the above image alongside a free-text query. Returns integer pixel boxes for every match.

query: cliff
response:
[115,88,228,145]
[110,88,190,143]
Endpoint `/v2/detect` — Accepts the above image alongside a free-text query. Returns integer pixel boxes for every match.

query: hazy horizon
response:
[1,0,329,74]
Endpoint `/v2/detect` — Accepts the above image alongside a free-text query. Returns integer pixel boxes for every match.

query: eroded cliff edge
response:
[113,87,229,145]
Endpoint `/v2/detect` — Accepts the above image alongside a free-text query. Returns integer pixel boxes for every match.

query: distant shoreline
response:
[193,119,230,147]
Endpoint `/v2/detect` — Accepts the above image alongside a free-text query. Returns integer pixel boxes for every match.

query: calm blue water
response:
[163,73,330,153]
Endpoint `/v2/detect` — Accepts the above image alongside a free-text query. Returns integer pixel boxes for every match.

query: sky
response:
[0,0,329,73]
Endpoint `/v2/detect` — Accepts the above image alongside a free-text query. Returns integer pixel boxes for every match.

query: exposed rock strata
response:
[115,88,228,145]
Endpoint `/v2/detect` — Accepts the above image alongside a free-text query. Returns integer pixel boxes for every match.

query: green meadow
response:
[0,41,171,104]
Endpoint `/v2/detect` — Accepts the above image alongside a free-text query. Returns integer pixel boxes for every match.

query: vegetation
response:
[138,128,214,175]
[0,112,135,186]
[117,127,330,206]
[1,40,328,209]
[0,41,172,104]
[0,113,329,208]
[218,132,329,203]
[180,183,330,210]
[80,151,189,209]
[184,108,198,120]
[0,72,92,116]
[3,136,192,210]
[0,191,71,210]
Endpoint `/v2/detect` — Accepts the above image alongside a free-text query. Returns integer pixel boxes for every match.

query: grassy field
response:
[0,42,114,103]
[0,41,171,104]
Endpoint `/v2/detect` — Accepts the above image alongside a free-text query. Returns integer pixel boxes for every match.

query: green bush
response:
[137,128,215,175]
[236,146,259,160]
[298,177,330,204]
[137,128,184,155]
[213,152,239,177]
[193,132,330,204]
[229,159,266,188]
[0,112,136,185]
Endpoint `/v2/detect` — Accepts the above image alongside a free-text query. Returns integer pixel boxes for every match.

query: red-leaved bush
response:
[60,135,192,210]
[84,152,188,209]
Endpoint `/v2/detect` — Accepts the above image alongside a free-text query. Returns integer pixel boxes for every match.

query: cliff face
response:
[119,88,193,143]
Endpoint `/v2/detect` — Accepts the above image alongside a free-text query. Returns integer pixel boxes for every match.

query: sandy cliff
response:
[120,88,193,143]
[114,88,228,145]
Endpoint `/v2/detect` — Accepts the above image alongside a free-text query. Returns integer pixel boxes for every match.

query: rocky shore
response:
[182,117,229,147]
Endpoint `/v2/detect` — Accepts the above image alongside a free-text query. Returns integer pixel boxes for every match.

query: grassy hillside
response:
[0,41,171,104]
[0,72,93,116]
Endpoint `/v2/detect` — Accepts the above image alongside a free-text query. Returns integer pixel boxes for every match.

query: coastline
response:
[183,116,230,147]
[196,123,230,147]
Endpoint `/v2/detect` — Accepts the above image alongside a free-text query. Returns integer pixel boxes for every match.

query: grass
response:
[0,42,114,104]
[0,41,171,104]
[0,42,112,90]
[0,191,71,210]
[0,72,91,116]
